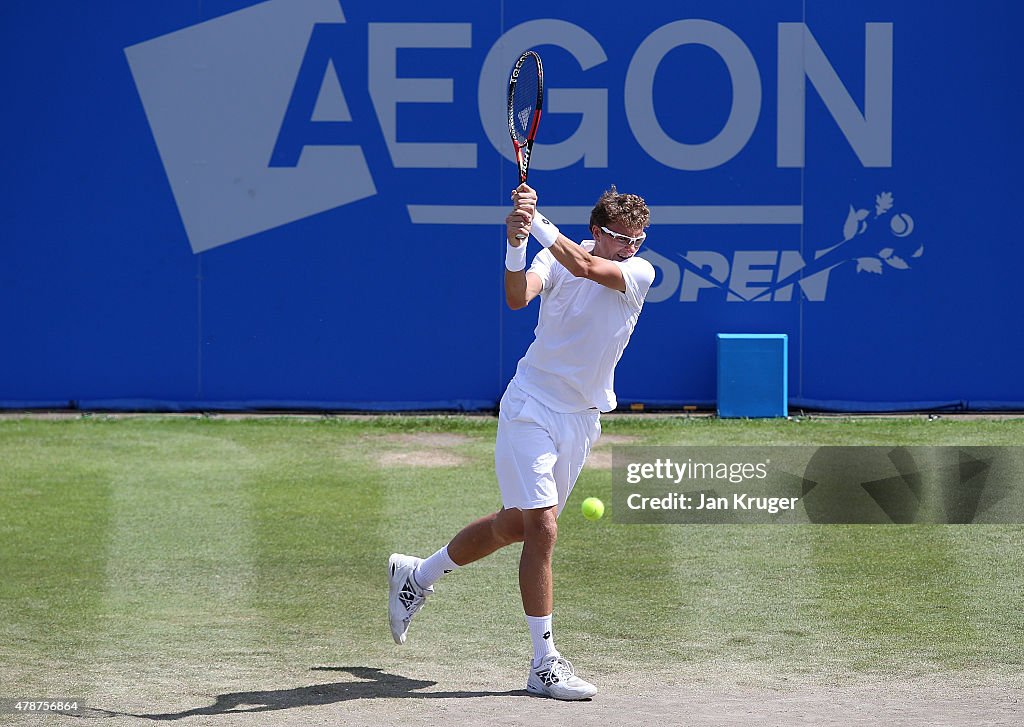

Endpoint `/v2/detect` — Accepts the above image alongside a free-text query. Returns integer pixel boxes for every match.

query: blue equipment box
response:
[716,334,788,418]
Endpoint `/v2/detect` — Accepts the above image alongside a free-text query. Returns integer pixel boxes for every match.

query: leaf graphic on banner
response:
[912,245,925,258]
[843,206,859,241]
[879,247,894,259]
[855,209,870,234]
[885,255,910,269]
[875,192,894,216]
[857,257,883,274]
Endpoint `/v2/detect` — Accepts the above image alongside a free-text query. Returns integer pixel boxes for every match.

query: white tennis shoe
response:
[526,654,598,700]
[388,553,433,645]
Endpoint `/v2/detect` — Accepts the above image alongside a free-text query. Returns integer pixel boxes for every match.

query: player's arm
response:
[545,232,626,293]
[511,183,626,293]
[504,203,543,310]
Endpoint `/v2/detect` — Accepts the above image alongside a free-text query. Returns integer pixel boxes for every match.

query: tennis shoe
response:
[526,654,597,700]
[388,553,433,645]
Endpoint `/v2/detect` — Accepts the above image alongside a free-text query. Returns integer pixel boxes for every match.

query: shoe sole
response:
[525,682,597,700]
[387,554,408,645]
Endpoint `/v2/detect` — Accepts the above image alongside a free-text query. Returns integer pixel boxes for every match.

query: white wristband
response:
[530,209,559,248]
[505,240,527,272]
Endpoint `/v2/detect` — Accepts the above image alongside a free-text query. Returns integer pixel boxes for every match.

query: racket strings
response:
[511,64,540,143]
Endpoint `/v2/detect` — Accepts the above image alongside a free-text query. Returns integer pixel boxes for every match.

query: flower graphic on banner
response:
[667,190,925,301]
[820,192,924,276]
[736,192,923,302]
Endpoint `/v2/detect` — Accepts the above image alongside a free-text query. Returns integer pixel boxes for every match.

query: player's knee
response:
[523,509,558,549]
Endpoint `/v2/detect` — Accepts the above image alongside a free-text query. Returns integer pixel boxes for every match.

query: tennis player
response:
[389,183,654,700]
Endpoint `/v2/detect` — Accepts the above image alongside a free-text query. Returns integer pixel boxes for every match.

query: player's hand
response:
[507,184,538,245]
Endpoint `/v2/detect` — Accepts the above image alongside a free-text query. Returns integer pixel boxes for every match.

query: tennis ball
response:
[581,497,605,521]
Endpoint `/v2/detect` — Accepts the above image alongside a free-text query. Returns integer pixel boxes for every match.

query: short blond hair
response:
[589,185,650,231]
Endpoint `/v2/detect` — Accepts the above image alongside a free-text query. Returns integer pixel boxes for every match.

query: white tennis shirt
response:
[511,241,656,413]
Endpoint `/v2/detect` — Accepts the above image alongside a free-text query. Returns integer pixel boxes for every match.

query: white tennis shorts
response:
[494,380,601,514]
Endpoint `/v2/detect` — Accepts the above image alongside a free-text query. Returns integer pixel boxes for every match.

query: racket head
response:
[508,50,544,183]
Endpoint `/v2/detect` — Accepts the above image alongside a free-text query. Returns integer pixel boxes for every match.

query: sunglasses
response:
[599,226,646,248]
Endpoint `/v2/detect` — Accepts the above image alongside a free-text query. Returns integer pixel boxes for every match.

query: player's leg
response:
[490,385,599,696]
[524,408,600,700]
[521,500,597,700]
[519,505,557,618]
[519,505,562,673]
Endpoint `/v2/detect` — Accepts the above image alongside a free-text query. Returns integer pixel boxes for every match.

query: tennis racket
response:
[508,50,544,240]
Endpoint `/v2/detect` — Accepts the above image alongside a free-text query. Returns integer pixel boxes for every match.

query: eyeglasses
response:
[599,226,646,248]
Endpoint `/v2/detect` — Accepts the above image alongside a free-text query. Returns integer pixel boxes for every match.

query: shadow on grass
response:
[73,666,528,720]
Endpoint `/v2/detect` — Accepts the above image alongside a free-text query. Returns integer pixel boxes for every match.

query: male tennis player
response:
[388,183,654,700]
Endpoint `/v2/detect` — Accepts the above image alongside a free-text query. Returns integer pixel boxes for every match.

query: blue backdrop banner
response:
[2,1,1022,411]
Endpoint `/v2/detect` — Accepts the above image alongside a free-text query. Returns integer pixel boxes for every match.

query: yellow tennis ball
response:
[581,497,605,521]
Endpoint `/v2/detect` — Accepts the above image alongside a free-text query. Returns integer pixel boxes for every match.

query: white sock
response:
[413,545,459,589]
[526,614,558,666]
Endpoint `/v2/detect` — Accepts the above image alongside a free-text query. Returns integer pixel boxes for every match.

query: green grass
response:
[0,414,1022,713]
